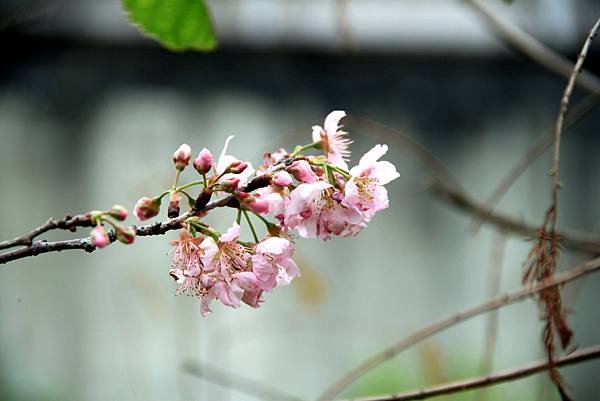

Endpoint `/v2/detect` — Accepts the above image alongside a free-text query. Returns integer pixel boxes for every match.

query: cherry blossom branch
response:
[317,255,600,401]
[0,172,275,265]
[337,345,600,401]
[463,0,600,94]
[183,360,302,401]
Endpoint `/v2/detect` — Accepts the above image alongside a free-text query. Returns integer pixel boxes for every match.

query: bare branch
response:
[337,345,600,401]
[464,0,600,94]
[183,360,303,401]
[317,256,600,401]
[347,116,600,255]
[471,94,600,232]
[550,16,600,210]
[0,214,94,250]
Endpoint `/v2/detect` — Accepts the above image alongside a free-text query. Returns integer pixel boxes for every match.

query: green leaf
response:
[122,0,217,51]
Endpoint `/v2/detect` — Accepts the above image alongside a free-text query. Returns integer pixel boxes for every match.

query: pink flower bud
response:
[116,225,136,244]
[91,226,109,248]
[288,160,318,183]
[134,196,161,221]
[173,144,192,171]
[272,171,293,187]
[227,161,248,174]
[193,148,213,175]
[220,177,240,192]
[107,205,128,221]
[168,192,181,218]
[246,196,269,215]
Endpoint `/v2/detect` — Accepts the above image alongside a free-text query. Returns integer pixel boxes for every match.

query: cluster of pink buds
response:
[134,110,399,316]
[89,205,135,248]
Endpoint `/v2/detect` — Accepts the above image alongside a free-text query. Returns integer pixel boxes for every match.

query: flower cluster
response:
[134,110,399,316]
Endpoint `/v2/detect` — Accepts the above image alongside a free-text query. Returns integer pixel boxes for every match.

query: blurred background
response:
[1,0,600,400]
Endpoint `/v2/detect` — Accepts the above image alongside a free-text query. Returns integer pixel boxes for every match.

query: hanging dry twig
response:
[317,256,600,401]
[523,16,600,400]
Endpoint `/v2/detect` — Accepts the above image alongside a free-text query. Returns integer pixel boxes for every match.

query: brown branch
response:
[0,214,95,250]
[550,16,600,210]
[338,345,600,401]
[431,182,600,254]
[347,116,600,254]
[0,171,280,265]
[471,94,600,232]
[183,360,303,401]
[317,256,600,401]
[463,0,600,94]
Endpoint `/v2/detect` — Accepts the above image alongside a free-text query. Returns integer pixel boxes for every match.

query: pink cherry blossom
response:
[312,110,352,170]
[134,196,160,221]
[90,226,109,248]
[199,223,255,310]
[169,229,204,295]
[284,181,363,239]
[173,144,192,171]
[343,144,400,221]
[288,160,318,183]
[193,148,214,175]
[272,171,293,187]
[216,136,255,187]
[252,237,300,291]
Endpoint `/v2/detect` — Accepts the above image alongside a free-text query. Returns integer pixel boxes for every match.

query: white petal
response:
[324,110,346,134]
[358,144,388,169]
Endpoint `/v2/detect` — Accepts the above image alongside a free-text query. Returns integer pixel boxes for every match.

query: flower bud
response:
[219,177,240,192]
[173,144,192,171]
[90,226,109,248]
[288,160,318,183]
[134,196,161,221]
[107,205,128,221]
[116,225,136,244]
[272,171,293,187]
[226,161,248,174]
[246,195,269,215]
[193,148,213,175]
[168,192,181,218]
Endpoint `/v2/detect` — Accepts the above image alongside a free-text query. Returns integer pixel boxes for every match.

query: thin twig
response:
[550,16,600,212]
[463,0,600,94]
[430,182,600,254]
[475,230,506,401]
[317,256,600,401]
[0,170,280,265]
[471,94,600,232]
[183,360,303,401]
[338,345,600,401]
[0,214,95,250]
[347,116,600,254]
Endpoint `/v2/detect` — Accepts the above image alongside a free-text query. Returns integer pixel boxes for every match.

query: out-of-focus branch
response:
[348,117,600,255]
[463,0,600,94]
[337,345,600,401]
[317,256,600,401]
[430,182,600,254]
[475,230,506,401]
[183,360,303,401]
[471,94,600,232]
